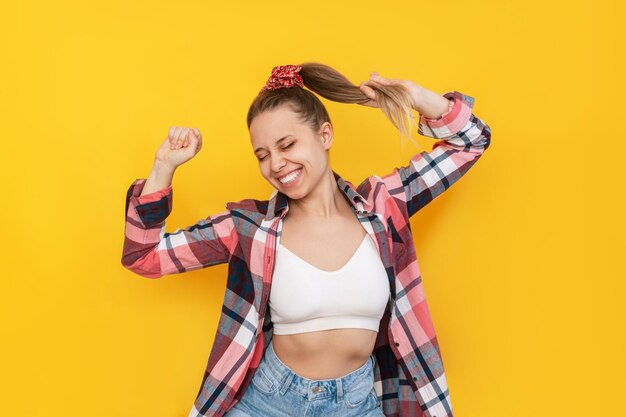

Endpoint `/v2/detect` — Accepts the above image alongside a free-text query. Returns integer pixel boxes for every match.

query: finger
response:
[361,79,381,89]
[185,127,198,147]
[174,126,183,140]
[188,129,200,149]
[359,84,377,100]
[168,126,178,148]
[171,126,183,149]
[361,79,378,86]
[183,127,192,148]
[184,127,195,147]
[193,128,202,148]
[177,127,189,149]
[370,72,384,82]
[370,73,393,85]
[364,78,384,88]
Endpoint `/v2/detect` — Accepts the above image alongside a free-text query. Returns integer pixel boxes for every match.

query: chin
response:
[278,184,306,200]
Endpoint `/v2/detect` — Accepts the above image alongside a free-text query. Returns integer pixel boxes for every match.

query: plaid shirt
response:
[122,90,491,417]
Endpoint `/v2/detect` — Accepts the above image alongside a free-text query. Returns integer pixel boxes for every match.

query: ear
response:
[318,122,334,151]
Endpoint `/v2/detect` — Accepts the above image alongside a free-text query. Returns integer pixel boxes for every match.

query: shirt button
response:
[412,376,418,381]
[394,342,400,347]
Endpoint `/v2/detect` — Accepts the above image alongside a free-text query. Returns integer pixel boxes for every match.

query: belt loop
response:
[335,378,343,402]
[279,371,294,396]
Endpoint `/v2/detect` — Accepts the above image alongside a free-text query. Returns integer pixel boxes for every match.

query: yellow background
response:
[1,1,623,416]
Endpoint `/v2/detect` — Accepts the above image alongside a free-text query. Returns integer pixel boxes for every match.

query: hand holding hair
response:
[358,72,423,111]
[359,72,453,120]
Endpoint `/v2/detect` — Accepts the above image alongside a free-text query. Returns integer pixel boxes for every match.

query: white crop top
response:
[269,234,390,335]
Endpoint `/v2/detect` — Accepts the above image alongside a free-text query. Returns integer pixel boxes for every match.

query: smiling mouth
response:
[277,168,302,184]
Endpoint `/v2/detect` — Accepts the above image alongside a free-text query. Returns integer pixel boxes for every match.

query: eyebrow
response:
[254,135,294,154]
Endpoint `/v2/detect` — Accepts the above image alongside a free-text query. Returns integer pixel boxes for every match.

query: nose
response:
[271,153,286,174]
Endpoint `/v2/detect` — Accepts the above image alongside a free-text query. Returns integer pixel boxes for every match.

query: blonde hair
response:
[247,62,419,149]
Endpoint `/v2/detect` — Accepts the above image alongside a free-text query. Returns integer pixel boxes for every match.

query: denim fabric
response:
[224,338,384,417]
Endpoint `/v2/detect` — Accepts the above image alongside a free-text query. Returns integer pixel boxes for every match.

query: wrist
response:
[148,160,176,187]
[138,162,175,198]
[153,158,177,174]
[413,87,452,119]
[409,84,426,112]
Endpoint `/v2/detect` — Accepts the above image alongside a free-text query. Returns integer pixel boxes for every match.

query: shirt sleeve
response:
[380,90,492,218]
[121,178,237,278]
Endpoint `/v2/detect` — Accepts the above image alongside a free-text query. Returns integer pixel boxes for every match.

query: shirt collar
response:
[265,169,374,221]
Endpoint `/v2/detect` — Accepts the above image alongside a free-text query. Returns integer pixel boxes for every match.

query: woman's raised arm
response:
[120,127,237,278]
[359,76,491,218]
[381,88,491,218]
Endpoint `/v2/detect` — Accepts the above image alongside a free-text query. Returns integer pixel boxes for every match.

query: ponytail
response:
[247,62,419,148]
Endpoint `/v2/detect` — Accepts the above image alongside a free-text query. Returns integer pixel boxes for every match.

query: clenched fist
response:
[155,126,203,169]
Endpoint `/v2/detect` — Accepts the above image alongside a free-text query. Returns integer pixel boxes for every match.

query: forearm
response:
[140,160,176,197]
[412,85,453,120]
[384,90,491,218]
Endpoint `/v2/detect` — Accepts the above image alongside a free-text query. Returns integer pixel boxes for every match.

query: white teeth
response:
[279,169,301,184]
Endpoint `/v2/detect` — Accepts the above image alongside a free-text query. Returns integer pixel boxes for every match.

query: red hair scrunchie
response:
[261,65,304,91]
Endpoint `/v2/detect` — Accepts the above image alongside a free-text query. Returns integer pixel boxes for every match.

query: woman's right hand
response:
[154,126,203,169]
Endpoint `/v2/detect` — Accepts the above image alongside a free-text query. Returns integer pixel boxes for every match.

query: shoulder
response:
[226,198,269,229]
[349,173,396,216]
[359,173,385,186]
[355,173,387,199]
[223,198,270,251]
[225,197,269,217]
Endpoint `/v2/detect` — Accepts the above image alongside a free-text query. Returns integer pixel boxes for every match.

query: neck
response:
[288,169,346,219]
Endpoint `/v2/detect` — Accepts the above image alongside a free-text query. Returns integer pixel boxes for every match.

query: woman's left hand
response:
[358,72,423,111]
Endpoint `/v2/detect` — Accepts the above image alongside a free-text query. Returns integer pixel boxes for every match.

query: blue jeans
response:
[224,337,384,417]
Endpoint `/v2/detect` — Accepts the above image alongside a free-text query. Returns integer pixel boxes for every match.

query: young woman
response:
[122,62,491,417]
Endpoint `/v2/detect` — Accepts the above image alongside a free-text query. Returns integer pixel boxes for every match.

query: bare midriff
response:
[272,328,378,379]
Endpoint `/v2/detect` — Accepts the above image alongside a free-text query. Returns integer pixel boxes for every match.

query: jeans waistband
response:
[260,337,375,401]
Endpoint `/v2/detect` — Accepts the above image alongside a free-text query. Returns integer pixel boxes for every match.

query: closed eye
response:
[257,142,294,161]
